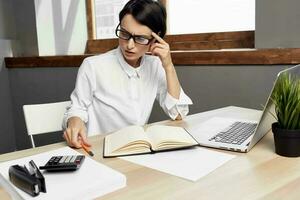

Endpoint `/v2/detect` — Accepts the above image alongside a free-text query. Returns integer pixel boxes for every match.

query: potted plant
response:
[271,72,300,157]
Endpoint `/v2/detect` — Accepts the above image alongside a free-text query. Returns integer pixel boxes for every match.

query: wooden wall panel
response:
[86,0,96,40]
[85,31,255,54]
[6,48,300,68]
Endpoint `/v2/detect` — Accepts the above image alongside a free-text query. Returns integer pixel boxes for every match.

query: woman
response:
[63,0,192,148]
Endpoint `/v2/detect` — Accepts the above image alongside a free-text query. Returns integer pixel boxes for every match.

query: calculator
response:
[39,155,85,172]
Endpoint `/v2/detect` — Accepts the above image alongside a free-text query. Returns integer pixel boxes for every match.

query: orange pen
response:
[81,142,94,157]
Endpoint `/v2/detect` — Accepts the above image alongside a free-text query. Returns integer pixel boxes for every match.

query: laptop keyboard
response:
[209,121,257,145]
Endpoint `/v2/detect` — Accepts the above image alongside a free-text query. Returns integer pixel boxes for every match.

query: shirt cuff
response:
[168,105,190,120]
[164,88,193,110]
[164,88,193,120]
[62,110,88,130]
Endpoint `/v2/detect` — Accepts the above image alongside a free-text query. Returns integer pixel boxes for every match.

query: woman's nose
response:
[127,38,135,49]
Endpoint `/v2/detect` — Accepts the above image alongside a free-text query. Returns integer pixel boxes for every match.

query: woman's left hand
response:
[149,32,173,70]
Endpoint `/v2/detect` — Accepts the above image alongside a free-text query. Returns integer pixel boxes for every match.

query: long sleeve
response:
[156,64,193,120]
[62,59,95,129]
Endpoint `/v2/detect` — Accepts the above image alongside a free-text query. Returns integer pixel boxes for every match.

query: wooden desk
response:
[1,110,300,200]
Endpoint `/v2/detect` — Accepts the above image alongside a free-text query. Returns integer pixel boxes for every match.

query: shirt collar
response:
[116,46,144,78]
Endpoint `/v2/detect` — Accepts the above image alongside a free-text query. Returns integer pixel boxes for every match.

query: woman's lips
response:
[125,50,135,55]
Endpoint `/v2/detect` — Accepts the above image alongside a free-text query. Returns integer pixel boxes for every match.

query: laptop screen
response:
[248,64,300,150]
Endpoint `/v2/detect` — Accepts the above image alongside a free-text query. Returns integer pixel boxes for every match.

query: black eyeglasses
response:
[115,24,153,45]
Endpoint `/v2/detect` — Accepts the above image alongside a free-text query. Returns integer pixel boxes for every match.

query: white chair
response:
[23,101,71,148]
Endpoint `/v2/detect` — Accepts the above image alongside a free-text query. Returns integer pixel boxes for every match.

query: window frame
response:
[84,0,254,54]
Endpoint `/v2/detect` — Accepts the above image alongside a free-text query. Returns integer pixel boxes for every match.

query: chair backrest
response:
[23,101,71,147]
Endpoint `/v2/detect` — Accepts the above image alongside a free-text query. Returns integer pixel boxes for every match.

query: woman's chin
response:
[124,56,139,65]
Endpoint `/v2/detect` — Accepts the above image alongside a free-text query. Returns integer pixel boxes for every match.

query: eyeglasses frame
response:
[115,24,153,45]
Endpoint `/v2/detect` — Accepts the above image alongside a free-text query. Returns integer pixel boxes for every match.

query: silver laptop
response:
[187,64,300,152]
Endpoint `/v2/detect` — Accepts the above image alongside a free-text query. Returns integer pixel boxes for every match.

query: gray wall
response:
[150,65,288,122]
[0,0,16,39]
[255,0,300,48]
[12,0,38,56]
[0,65,16,153]
[0,0,39,152]
[0,0,16,153]
[9,68,78,150]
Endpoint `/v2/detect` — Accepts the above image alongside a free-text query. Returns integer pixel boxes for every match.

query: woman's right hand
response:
[63,116,91,148]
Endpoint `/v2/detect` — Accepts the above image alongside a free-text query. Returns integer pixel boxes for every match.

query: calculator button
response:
[48,158,55,165]
[70,156,76,163]
[65,156,72,163]
[54,156,62,164]
[59,156,68,164]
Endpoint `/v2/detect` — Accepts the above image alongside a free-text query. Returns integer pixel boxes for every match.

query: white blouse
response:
[62,47,193,135]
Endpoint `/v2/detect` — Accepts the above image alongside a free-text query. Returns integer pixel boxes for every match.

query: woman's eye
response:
[120,31,130,38]
[135,36,148,43]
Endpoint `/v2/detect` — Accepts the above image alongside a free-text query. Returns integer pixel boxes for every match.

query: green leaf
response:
[272,71,300,130]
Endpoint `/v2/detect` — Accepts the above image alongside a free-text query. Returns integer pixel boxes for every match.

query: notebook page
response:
[146,125,198,150]
[105,125,151,154]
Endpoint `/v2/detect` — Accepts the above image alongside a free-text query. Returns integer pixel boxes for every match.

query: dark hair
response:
[119,0,167,38]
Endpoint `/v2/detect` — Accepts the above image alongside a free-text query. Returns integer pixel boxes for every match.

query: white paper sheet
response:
[0,147,126,200]
[121,147,235,182]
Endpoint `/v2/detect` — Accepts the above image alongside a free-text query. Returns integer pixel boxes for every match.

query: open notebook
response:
[0,147,126,200]
[103,125,198,157]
